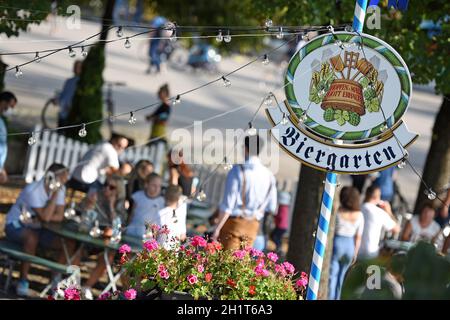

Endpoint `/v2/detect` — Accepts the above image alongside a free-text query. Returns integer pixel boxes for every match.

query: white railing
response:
[24,125,166,183]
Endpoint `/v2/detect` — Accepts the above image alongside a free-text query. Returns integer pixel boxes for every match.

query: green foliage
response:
[149,0,263,53]
[309,63,335,103]
[66,44,104,144]
[247,0,450,94]
[342,242,450,300]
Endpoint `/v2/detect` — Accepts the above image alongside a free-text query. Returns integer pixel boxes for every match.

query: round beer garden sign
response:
[266,31,418,174]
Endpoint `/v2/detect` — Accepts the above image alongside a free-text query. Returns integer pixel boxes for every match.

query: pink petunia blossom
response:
[159,270,170,279]
[118,244,131,254]
[296,277,308,288]
[205,273,213,282]
[254,265,270,277]
[283,262,295,274]
[267,252,279,263]
[64,286,80,300]
[275,264,287,276]
[124,288,137,300]
[158,264,166,272]
[191,235,207,247]
[232,249,247,260]
[143,239,159,251]
[301,272,308,278]
[197,265,204,273]
[187,274,198,285]
[250,248,264,257]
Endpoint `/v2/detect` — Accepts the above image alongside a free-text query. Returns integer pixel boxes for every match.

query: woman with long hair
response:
[167,149,195,197]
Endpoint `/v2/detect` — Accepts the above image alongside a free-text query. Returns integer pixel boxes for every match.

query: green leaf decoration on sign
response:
[348,111,361,126]
[367,98,380,112]
[324,108,335,122]
[334,109,350,126]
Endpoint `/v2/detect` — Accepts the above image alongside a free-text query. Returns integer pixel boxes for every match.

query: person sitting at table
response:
[4,163,76,296]
[68,133,129,193]
[401,202,441,243]
[358,185,401,260]
[78,175,127,300]
[126,172,164,238]
[158,185,187,249]
[126,159,154,201]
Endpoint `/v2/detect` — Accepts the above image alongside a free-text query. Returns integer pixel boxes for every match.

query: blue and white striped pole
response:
[306,0,368,300]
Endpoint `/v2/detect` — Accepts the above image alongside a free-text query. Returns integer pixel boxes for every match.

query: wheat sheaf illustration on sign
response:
[309,51,385,126]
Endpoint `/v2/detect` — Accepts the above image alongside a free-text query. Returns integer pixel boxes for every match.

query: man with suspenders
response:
[212,135,277,250]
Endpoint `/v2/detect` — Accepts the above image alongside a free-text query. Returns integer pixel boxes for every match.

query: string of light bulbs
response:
[1,33,302,141]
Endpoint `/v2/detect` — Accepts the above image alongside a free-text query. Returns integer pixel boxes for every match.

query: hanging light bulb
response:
[116,26,123,37]
[224,30,232,43]
[78,124,87,138]
[28,132,37,146]
[280,113,289,125]
[265,19,273,28]
[81,46,88,57]
[398,150,409,169]
[15,66,23,78]
[172,95,181,105]
[35,52,41,63]
[222,76,231,87]
[196,189,207,202]
[298,112,308,123]
[222,157,233,171]
[124,37,131,49]
[170,27,177,42]
[425,189,436,200]
[345,25,353,32]
[68,46,76,58]
[276,27,284,39]
[216,30,223,42]
[247,122,257,136]
[262,54,269,65]
[264,94,273,106]
[380,123,388,132]
[128,111,137,125]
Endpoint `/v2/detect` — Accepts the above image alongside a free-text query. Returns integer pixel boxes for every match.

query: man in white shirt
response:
[5,163,75,296]
[212,135,277,250]
[359,184,400,259]
[159,185,187,249]
[69,134,129,192]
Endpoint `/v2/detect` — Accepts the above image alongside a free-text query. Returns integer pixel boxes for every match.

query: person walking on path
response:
[328,186,364,300]
[211,135,277,250]
[146,84,171,145]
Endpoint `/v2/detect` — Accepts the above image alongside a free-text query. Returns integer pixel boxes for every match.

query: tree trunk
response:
[0,57,7,92]
[287,165,334,296]
[414,95,450,213]
[100,0,116,45]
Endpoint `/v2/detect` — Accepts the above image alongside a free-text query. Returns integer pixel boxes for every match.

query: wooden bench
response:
[0,239,79,297]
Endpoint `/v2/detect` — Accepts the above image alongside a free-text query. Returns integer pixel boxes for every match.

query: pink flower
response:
[191,235,207,247]
[250,248,264,257]
[144,239,159,251]
[124,288,137,300]
[197,265,204,273]
[187,274,198,285]
[283,262,295,274]
[205,273,213,282]
[267,252,279,263]
[232,249,247,260]
[296,277,308,288]
[275,264,287,276]
[159,270,170,279]
[118,244,131,254]
[158,264,166,272]
[150,224,160,232]
[160,225,170,235]
[301,271,308,278]
[64,286,80,300]
[254,265,269,277]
